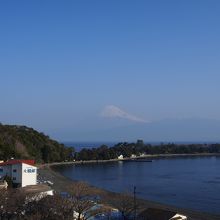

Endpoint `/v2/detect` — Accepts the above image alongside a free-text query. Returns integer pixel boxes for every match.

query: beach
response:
[37,161,220,220]
[38,153,220,167]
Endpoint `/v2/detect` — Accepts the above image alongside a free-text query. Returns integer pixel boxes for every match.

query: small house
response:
[0,159,37,187]
[117,155,123,160]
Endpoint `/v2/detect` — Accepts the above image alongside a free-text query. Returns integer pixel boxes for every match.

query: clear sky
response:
[0,1,220,141]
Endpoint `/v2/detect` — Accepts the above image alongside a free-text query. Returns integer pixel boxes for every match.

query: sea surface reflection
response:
[53,156,220,214]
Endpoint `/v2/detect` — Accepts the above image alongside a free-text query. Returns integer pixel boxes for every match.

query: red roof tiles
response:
[0,159,35,166]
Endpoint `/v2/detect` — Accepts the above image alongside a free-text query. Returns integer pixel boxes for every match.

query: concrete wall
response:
[21,163,37,187]
[11,164,22,184]
[0,163,37,187]
[0,165,11,178]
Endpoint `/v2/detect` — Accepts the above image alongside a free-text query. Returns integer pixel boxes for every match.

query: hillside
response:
[0,124,74,163]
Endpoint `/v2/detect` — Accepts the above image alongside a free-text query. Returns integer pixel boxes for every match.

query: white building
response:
[117,155,123,160]
[0,159,37,187]
[170,214,187,220]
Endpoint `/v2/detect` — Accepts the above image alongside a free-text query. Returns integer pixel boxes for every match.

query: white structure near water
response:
[117,155,123,160]
[0,160,37,187]
[170,214,187,220]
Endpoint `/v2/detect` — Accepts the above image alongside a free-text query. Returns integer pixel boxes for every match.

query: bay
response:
[54,156,220,214]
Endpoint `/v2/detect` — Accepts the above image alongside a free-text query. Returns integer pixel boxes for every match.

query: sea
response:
[54,155,220,215]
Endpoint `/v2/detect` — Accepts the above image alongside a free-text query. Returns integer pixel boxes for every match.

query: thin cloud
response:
[101,105,148,123]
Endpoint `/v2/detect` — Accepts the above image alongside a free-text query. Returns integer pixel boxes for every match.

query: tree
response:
[69,181,105,220]
[0,123,74,163]
[24,194,73,220]
[110,193,134,220]
[0,188,74,220]
[0,188,26,219]
[103,192,142,220]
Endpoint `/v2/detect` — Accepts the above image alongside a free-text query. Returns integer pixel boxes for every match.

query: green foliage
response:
[0,124,74,163]
[76,142,220,161]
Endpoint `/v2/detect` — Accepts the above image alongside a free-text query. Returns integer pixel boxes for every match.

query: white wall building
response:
[0,160,37,187]
[170,214,187,220]
[117,155,123,160]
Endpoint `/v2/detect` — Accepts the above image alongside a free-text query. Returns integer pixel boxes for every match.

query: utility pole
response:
[133,186,136,220]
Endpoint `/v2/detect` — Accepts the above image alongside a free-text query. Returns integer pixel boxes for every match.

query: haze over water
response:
[54,156,220,215]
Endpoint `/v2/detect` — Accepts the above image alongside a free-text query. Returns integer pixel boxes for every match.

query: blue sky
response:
[0,1,220,141]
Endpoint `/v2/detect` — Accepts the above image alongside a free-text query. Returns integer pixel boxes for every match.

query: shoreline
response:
[38,153,220,168]
[37,156,220,220]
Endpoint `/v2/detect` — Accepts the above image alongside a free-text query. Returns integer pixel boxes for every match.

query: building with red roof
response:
[0,159,37,187]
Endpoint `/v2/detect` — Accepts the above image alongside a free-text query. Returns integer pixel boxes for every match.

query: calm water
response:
[54,156,220,214]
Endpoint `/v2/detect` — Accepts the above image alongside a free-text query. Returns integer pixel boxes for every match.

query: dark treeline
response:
[1,123,220,164]
[75,140,220,161]
[0,124,74,163]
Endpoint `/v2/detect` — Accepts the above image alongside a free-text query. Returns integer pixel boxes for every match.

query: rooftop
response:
[0,159,35,166]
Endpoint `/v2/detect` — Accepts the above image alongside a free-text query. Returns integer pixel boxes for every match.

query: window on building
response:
[13,169,17,172]
[0,168,3,172]
[13,177,16,180]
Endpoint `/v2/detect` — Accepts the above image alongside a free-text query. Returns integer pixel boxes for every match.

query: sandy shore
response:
[37,163,220,220]
[38,153,220,167]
